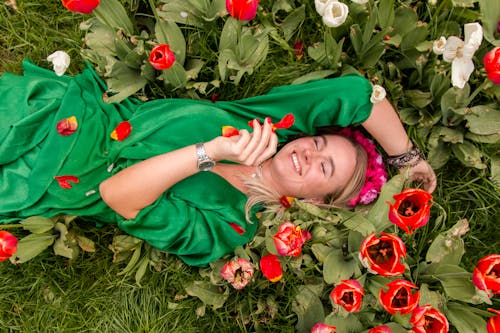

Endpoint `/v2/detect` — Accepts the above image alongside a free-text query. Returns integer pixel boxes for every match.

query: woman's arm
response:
[362,98,437,193]
[99,120,277,219]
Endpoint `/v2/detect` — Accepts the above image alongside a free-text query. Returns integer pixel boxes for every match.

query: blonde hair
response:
[243,133,368,221]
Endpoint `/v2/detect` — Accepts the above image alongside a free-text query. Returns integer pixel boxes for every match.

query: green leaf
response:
[377,0,395,29]
[427,137,452,169]
[157,0,204,27]
[418,283,444,310]
[323,249,358,285]
[185,281,229,310]
[445,302,488,333]
[323,313,363,333]
[281,5,305,41]
[20,216,56,234]
[134,255,150,285]
[155,20,186,65]
[338,210,376,237]
[105,61,148,103]
[311,243,335,264]
[479,0,500,46]
[10,233,56,264]
[393,7,418,37]
[219,17,239,51]
[161,62,187,89]
[466,132,500,144]
[53,222,79,260]
[451,140,487,169]
[93,0,135,35]
[367,174,405,232]
[292,70,336,85]
[464,105,500,135]
[76,235,96,253]
[405,90,432,108]
[292,286,325,333]
[82,19,117,57]
[426,219,468,265]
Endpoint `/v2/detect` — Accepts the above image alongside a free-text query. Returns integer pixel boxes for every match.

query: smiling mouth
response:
[292,152,302,175]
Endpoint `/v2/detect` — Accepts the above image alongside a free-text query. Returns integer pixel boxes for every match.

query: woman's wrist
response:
[386,145,424,169]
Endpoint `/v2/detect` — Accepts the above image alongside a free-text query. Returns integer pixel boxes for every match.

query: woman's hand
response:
[402,159,437,193]
[206,118,278,166]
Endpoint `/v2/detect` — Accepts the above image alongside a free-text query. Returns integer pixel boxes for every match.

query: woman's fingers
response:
[245,119,274,165]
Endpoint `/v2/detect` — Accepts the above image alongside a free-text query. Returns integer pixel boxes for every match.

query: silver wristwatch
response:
[196,143,216,171]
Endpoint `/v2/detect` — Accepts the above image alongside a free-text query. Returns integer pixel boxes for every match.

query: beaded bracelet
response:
[387,146,423,169]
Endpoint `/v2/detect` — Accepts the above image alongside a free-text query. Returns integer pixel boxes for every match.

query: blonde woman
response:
[0,60,436,265]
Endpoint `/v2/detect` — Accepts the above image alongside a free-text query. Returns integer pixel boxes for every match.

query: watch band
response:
[196,142,215,171]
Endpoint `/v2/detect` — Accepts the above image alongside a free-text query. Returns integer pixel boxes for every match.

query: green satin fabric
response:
[0,59,373,266]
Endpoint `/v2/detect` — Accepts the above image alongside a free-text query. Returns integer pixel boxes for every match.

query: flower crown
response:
[337,128,387,206]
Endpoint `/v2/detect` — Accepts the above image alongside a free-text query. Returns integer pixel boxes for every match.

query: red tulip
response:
[387,188,433,234]
[487,308,500,333]
[61,0,99,14]
[379,279,420,315]
[472,254,500,297]
[279,196,293,208]
[484,47,500,84]
[410,305,449,333]
[330,279,364,313]
[0,231,18,262]
[110,121,132,141]
[56,116,78,136]
[149,44,176,70]
[359,233,407,276]
[54,175,80,189]
[294,40,304,61]
[368,326,392,333]
[273,221,311,257]
[221,257,254,290]
[311,323,337,333]
[260,254,282,282]
[226,0,259,21]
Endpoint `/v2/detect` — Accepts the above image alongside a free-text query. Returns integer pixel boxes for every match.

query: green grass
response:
[1,0,499,332]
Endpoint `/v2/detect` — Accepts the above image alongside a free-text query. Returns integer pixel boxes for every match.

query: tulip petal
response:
[54,175,80,189]
[56,116,78,136]
[222,126,240,137]
[260,254,282,282]
[0,231,18,262]
[110,121,132,141]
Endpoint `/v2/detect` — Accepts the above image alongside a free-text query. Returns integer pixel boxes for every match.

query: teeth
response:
[292,153,302,175]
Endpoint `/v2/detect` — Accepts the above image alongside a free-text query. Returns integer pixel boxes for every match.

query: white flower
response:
[432,36,446,55]
[322,1,349,28]
[47,51,70,76]
[314,0,335,16]
[428,0,437,5]
[442,22,483,89]
[370,84,386,103]
[351,0,368,4]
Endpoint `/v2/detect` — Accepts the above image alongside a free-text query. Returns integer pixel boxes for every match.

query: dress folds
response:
[0,59,373,265]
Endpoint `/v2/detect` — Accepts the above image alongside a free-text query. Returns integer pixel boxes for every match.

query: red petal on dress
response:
[110,121,132,141]
[54,175,80,189]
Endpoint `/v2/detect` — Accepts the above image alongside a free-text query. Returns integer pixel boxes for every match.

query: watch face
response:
[198,160,215,171]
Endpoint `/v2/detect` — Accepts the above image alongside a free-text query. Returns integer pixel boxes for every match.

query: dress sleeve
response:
[115,173,259,267]
[214,74,374,137]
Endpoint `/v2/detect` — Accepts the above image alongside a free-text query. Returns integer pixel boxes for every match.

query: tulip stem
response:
[467,79,494,105]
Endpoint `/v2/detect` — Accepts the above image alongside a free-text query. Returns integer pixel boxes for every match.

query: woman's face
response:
[263,135,357,200]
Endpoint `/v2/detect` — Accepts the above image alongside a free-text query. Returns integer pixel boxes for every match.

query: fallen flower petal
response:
[47,51,70,76]
[56,116,78,136]
[222,126,240,137]
[279,196,293,208]
[110,121,132,141]
[54,175,80,189]
[0,231,18,262]
[228,222,245,235]
[260,254,282,282]
[294,40,304,61]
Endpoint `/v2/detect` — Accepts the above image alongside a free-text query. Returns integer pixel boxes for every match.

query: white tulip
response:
[351,0,369,4]
[441,22,483,88]
[314,0,336,16]
[322,1,349,28]
[370,85,386,104]
[432,36,446,55]
[47,51,71,76]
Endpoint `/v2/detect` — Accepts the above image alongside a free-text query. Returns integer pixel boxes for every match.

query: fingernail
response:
[265,117,272,124]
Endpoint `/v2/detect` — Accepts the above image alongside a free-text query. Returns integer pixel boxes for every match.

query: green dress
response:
[0,60,373,266]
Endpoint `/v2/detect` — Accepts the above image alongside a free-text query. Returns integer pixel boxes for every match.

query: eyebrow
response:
[319,135,335,177]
